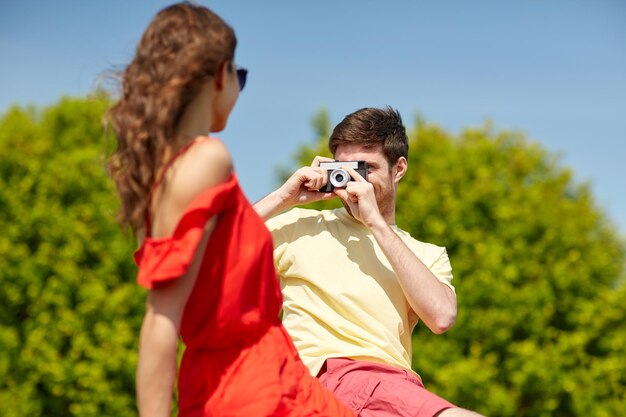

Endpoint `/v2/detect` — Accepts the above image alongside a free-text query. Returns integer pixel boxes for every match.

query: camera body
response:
[318,160,368,192]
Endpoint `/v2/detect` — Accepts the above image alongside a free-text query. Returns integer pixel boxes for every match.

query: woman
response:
[107,3,353,416]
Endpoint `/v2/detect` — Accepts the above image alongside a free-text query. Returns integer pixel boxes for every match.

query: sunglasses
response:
[236,67,248,91]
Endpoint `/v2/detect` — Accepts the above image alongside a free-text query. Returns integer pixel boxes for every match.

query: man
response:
[255,107,483,417]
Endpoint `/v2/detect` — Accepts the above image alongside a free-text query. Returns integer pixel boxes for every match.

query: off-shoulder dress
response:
[133,137,353,417]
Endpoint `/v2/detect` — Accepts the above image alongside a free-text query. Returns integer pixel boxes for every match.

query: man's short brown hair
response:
[328,106,408,168]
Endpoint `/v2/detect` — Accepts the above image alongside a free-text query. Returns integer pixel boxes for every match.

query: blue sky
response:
[1,0,625,233]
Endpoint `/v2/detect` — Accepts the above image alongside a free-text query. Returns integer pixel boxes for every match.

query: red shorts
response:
[318,358,456,417]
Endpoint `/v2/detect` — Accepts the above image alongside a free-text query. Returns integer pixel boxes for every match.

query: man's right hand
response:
[253,156,337,220]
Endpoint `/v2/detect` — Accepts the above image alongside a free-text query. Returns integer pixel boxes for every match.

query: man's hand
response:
[333,166,385,229]
[277,156,336,206]
[254,156,336,220]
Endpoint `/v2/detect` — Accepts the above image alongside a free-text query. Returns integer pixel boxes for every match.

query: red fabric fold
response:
[133,174,238,289]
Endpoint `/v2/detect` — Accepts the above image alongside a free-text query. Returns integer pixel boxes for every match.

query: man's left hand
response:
[333,167,385,229]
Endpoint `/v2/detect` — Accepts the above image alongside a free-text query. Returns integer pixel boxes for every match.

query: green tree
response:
[287,112,626,417]
[2,98,624,416]
[0,95,141,416]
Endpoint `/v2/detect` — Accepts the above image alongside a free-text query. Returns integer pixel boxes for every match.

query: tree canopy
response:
[0,98,624,416]
[0,95,141,416]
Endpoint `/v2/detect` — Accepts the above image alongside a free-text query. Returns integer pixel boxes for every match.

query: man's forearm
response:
[254,190,291,220]
[369,221,457,334]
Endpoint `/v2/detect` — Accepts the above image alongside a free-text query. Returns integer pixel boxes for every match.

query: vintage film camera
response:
[318,160,368,192]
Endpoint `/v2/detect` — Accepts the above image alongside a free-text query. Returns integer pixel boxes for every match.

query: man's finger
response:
[342,166,366,182]
[333,188,349,201]
[311,155,336,168]
[298,167,325,189]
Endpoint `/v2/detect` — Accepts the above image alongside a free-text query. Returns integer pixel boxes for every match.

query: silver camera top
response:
[318,160,362,170]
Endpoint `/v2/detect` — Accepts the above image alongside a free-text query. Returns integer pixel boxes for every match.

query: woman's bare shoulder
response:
[172,138,232,195]
[152,138,233,237]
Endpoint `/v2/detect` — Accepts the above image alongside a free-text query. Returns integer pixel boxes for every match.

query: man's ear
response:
[394,156,408,182]
[214,61,229,91]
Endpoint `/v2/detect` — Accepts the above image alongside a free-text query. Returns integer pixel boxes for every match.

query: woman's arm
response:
[136,219,216,417]
[136,139,231,416]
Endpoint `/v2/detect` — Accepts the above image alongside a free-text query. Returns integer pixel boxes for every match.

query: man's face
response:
[334,143,398,218]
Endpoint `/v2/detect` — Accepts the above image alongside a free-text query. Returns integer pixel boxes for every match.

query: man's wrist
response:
[255,189,290,220]
[270,186,297,214]
[364,215,389,232]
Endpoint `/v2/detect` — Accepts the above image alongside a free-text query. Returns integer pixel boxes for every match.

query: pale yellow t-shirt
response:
[266,207,455,377]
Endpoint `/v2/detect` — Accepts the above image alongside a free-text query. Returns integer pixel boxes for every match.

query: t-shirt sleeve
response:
[133,175,238,289]
[428,246,455,294]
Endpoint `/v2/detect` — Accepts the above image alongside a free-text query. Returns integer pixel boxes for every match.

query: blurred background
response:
[1,1,624,416]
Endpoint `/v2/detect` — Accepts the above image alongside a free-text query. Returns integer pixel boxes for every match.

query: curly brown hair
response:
[107,2,236,232]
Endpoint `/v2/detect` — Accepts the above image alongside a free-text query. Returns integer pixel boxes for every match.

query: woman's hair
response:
[328,106,408,168]
[107,2,236,232]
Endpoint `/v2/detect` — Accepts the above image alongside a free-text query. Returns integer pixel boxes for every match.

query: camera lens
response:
[330,168,350,188]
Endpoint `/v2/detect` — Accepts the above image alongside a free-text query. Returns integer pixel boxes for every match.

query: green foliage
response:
[0,96,142,416]
[2,98,624,416]
[289,112,626,416]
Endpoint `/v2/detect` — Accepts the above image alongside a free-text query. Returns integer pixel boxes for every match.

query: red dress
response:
[133,138,353,417]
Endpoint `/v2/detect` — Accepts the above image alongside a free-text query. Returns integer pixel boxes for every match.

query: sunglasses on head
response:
[236,67,248,91]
